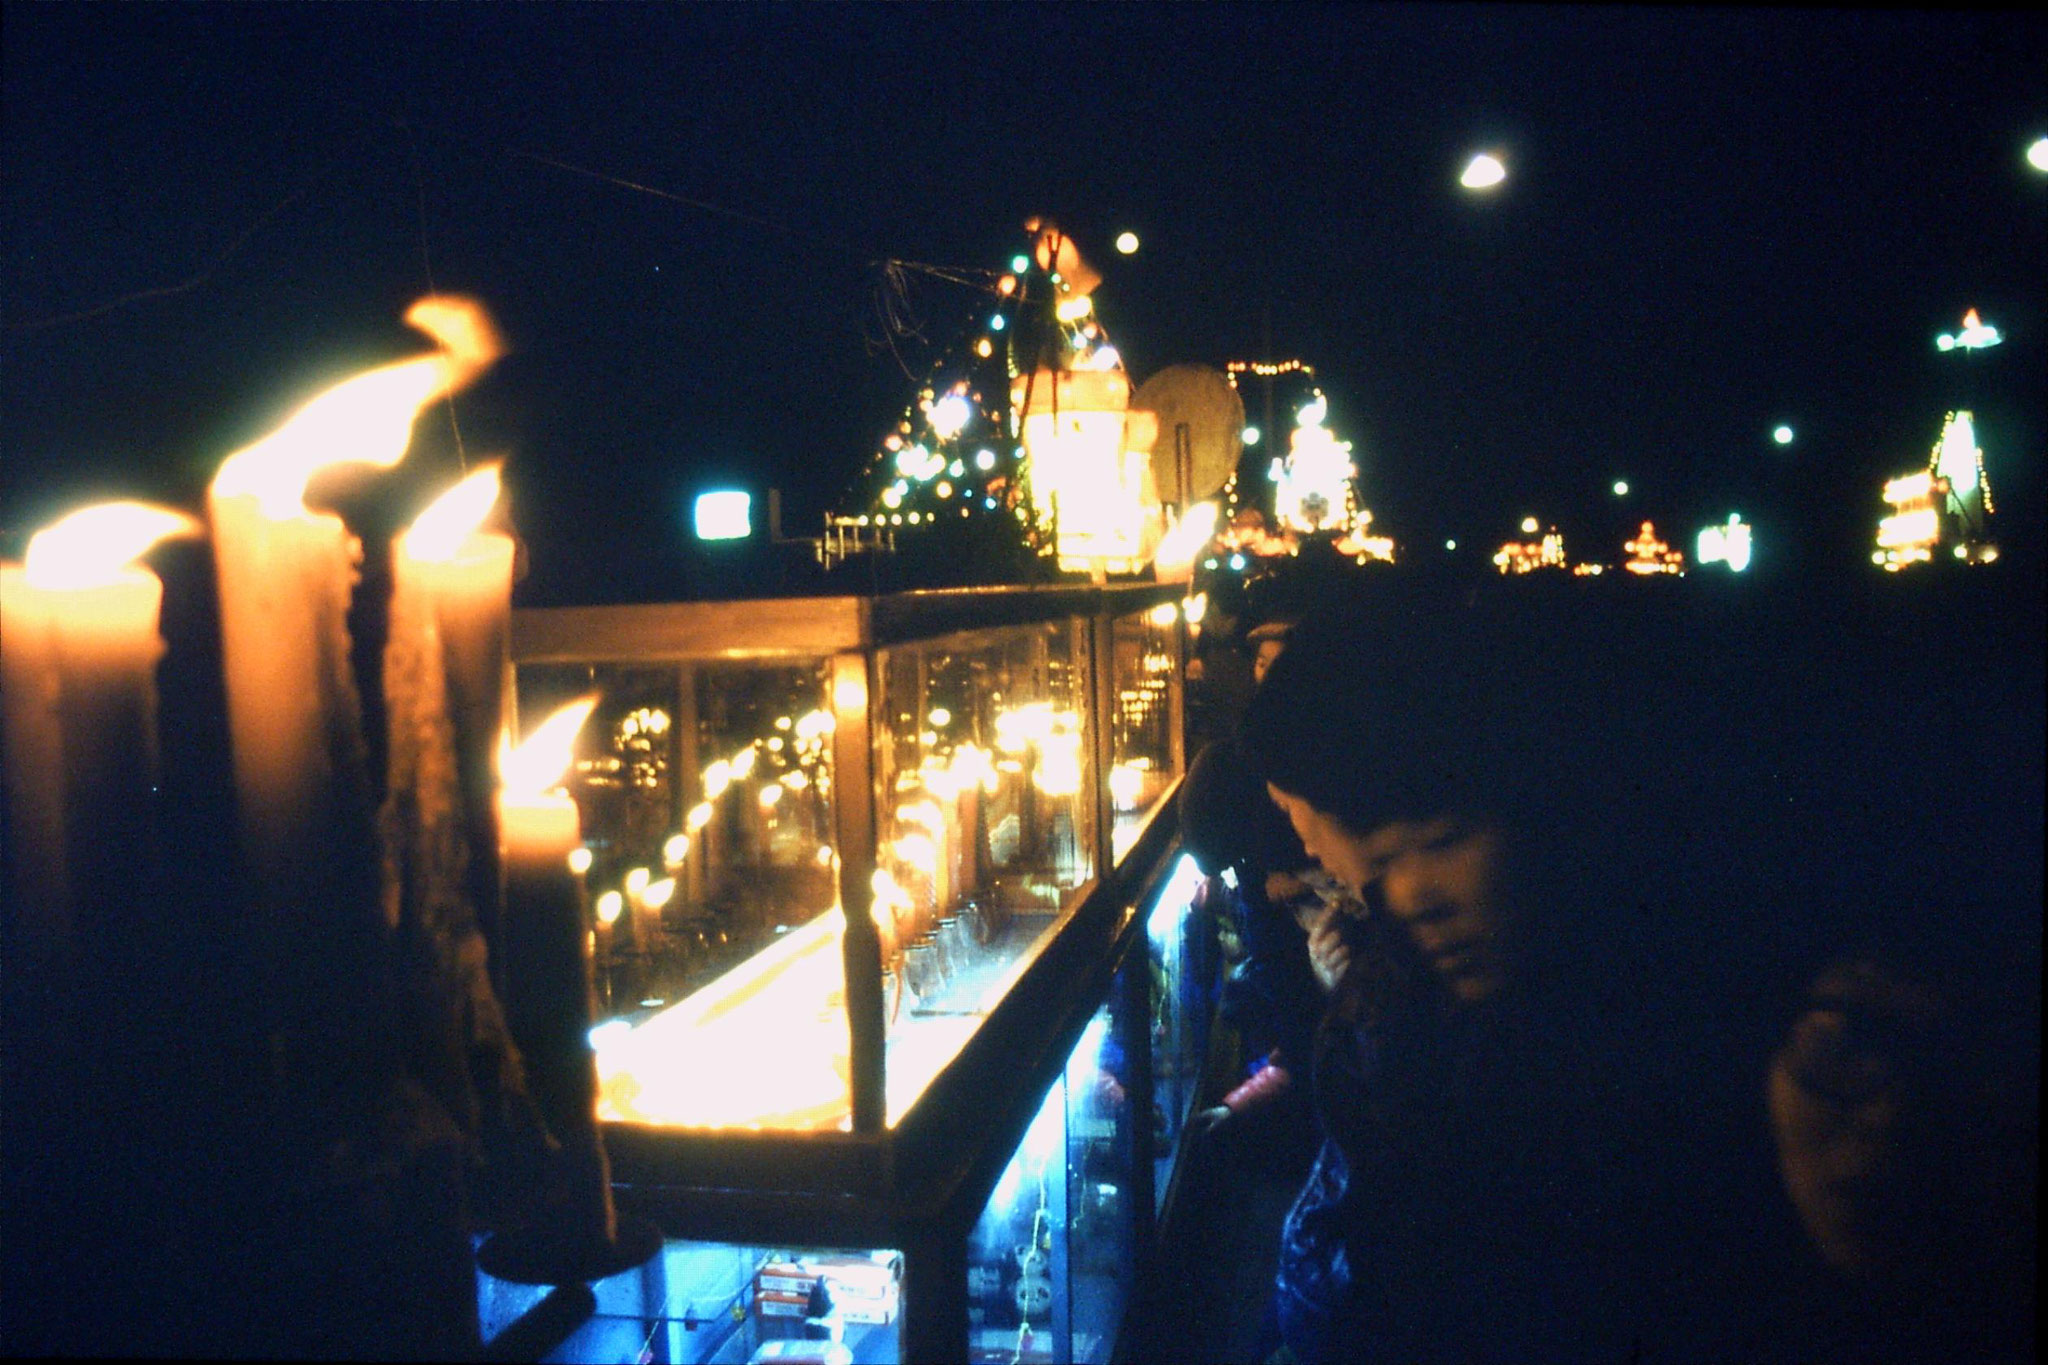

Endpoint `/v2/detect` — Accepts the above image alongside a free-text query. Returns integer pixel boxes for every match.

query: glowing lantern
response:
[1012,367,1155,574]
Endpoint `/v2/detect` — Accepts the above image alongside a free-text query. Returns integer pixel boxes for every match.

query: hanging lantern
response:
[1011,367,1158,574]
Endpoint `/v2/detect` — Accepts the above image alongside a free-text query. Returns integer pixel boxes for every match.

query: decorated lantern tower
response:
[1009,222,1158,576]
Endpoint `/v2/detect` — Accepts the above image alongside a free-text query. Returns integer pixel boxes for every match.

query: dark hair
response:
[1178,738,1310,879]
[1239,591,1605,838]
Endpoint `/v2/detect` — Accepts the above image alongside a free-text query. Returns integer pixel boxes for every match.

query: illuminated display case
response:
[503,585,1203,1362]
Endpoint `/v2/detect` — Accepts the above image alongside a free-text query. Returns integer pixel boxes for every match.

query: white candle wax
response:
[412,532,515,951]
[0,561,167,1049]
[205,488,386,1042]
[498,787,616,1244]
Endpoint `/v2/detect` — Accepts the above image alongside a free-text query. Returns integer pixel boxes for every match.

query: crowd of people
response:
[1176,570,2039,1364]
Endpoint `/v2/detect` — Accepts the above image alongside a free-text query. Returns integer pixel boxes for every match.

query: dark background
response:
[5,3,2044,601]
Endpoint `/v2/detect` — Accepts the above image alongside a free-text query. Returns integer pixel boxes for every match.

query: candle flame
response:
[213,296,502,517]
[23,502,199,590]
[501,695,597,797]
[403,464,503,561]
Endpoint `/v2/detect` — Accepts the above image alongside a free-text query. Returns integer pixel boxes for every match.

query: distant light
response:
[1296,395,1328,428]
[1183,591,1208,625]
[928,707,952,727]
[1055,296,1094,322]
[1243,425,1262,446]
[1011,254,1031,273]
[930,394,972,438]
[1612,480,1630,497]
[989,314,1007,332]
[1520,516,1540,535]
[693,490,751,541]
[595,890,624,926]
[1936,308,2002,352]
[1229,553,1247,571]
[2029,137,2048,173]
[1696,514,1753,573]
[1115,231,1140,254]
[1445,539,1458,552]
[1460,153,1507,190]
[882,485,904,509]
[975,448,997,470]
[1773,425,1795,445]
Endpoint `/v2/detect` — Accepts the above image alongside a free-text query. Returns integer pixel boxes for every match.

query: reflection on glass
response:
[516,661,847,1130]
[1109,606,1182,862]
[476,1236,902,1364]
[965,1001,1135,1365]
[874,621,1098,1123]
[1145,854,1213,1214]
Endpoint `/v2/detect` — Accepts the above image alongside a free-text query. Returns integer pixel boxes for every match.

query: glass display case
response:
[502,585,1199,1362]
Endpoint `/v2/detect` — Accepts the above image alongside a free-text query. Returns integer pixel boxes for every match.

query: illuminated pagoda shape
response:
[1273,393,1355,534]
[1622,521,1686,576]
[1492,526,1569,575]
[1935,308,2002,353]
[1211,363,1396,567]
[1873,410,1998,570]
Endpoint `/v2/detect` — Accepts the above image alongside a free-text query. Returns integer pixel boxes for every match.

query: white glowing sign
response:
[693,490,752,541]
[1934,411,1980,497]
[1695,514,1753,573]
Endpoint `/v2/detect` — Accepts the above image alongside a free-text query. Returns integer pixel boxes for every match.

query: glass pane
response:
[872,619,1097,1123]
[516,659,848,1131]
[1066,996,1138,1364]
[1108,607,1181,864]
[1144,853,1211,1214]
[477,1237,903,1364]
[963,1000,1136,1365]
[967,1070,1072,1364]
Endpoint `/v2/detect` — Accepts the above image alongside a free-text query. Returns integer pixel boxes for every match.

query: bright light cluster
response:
[1695,514,1753,573]
[1622,522,1686,576]
[1872,411,1997,571]
[1493,529,1569,575]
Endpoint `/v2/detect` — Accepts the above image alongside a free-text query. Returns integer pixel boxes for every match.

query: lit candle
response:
[206,298,498,1047]
[0,504,196,1033]
[393,466,517,956]
[497,697,618,1247]
[380,465,521,1133]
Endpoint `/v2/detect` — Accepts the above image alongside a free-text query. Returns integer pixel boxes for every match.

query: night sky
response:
[5,4,2044,602]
